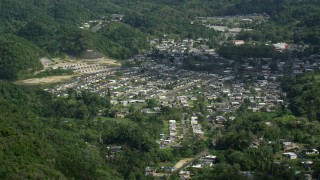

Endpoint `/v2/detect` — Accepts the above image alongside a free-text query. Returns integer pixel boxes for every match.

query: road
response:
[181,113,188,136]
[91,20,104,32]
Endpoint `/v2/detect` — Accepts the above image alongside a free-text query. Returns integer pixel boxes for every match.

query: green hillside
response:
[0,0,320,80]
[0,34,43,80]
[0,81,160,179]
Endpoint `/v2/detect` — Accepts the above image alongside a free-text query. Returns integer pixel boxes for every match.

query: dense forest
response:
[282,73,320,121]
[0,34,44,80]
[0,80,209,179]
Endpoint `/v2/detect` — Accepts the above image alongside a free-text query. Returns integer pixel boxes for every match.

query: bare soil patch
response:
[16,75,76,85]
[19,57,120,85]
[174,158,194,169]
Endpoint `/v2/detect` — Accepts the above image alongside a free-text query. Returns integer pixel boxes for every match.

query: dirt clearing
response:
[174,158,194,169]
[16,75,76,85]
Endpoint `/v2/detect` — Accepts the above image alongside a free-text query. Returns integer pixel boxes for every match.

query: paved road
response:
[181,113,188,136]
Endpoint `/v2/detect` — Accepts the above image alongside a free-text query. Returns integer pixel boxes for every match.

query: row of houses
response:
[191,116,204,139]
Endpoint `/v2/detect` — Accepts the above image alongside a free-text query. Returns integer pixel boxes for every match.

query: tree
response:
[146,99,159,108]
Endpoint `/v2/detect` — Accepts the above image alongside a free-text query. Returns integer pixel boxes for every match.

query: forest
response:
[282,72,320,121]
[0,34,44,80]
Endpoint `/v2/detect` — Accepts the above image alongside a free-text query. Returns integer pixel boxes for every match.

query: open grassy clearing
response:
[94,116,136,126]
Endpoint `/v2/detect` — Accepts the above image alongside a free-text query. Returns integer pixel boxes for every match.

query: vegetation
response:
[35,69,73,78]
[17,22,149,59]
[182,56,225,73]
[96,22,149,59]
[218,44,277,59]
[282,72,320,121]
[0,0,320,79]
[0,81,149,179]
[193,111,320,179]
[0,34,44,80]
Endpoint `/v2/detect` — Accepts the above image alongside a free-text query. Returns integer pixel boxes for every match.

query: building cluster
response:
[158,119,179,149]
[79,14,124,31]
[47,61,216,102]
[169,120,177,141]
[196,14,268,37]
[52,63,109,73]
[177,96,189,107]
[190,116,204,138]
[150,37,217,58]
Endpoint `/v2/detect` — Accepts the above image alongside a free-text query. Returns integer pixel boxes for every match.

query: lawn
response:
[157,161,176,168]
[162,120,169,135]
[94,116,136,126]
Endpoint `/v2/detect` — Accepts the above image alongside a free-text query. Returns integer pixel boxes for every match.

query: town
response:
[42,30,320,178]
[2,1,320,179]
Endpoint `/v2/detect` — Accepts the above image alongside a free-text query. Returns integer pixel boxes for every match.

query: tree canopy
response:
[0,34,43,80]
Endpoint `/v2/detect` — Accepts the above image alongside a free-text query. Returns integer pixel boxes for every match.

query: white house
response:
[283,152,298,159]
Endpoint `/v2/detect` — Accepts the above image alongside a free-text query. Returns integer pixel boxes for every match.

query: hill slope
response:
[0,34,43,80]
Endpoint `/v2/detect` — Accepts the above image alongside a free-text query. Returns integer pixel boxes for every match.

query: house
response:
[160,166,176,172]
[191,164,203,168]
[206,108,214,113]
[179,170,191,179]
[201,155,217,164]
[305,149,319,155]
[282,141,299,151]
[240,171,254,179]
[169,120,177,140]
[145,166,156,176]
[250,139,261,148]
[110,100,118,105]
[215,116,227,124]
[301,160,313,169]
[283,152,298,159]
[233,40,245,46]
[229,116,236,121]
[231,101,240,106]
[107,146,122,154]
[273,43,288,52]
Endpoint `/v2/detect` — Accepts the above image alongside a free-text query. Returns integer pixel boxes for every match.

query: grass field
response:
[94,116,136,126]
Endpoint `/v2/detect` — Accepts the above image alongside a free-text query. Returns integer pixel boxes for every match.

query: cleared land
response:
[18,57,121,85]
[174,158,194,169]
[94,117,136,126]
[50,57,121,68]
[16,75,76,85]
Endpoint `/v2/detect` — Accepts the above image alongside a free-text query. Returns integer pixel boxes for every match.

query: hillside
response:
[0,81,160,179]
[0,34,43,80]
[0,0,320,79]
